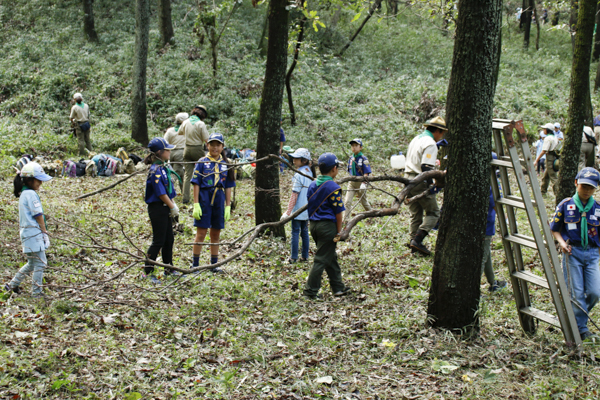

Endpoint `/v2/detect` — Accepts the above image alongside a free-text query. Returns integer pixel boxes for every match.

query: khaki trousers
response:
[182,145,205,203]
[407,178,440,238]
[344,181,372,219]
[541,154,558,195]
[579,142,595,170]
[73,122,92,156]
[169,148,185,193]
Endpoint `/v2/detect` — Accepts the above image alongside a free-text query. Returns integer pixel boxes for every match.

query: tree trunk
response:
[83,0,98,42]
[257,5,269,58]
[286,17,306,126]
[570,0,579,51]
[337,0,383,57]
[131,0,150,146]
[158,0,175,47]
[556,0,596,204]
[254,0,288,238]
[427,0,502,335]
[533,0,541,50]
[522,0,533,49]
[595,58,600,92]
[593,2,600,61]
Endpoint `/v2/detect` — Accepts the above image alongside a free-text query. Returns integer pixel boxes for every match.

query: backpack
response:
[75,160,87,177]
[116,147,129,161]
[129,153,142,164]
[103,158,118,176]
[85,160,97,177]
[123,159,136,174]
[92,154,108,175]
[16,155,33,171]
[63,161,77,178]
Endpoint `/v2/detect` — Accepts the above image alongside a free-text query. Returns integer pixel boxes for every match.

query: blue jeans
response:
[291,219,309,260]
[562,245,600,335]
[10,251,47,295]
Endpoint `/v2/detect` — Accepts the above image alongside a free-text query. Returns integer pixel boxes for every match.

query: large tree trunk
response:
[593,2,600,61]
[427,0,502,335]
[83,0,98,42]
[286,16,307,126]
[131,0,150,146]
[522,0,533,49]
[254,0,288,238]
[158,0,175,47]
[557,0,596,204]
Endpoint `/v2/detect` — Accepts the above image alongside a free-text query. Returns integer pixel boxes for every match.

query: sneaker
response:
[581,331,599,342]
[299,258,309,263]
[288,258,298,264]
[211,267,225,274]
[409,239,431,256]
[4,283,21,295]
[489,280,507,292]
[164,270,182,278]
[303,293,322,300]
[333,287,352,297]
[148,275,161,284]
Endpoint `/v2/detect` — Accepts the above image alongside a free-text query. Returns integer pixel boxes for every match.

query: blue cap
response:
[148,137,175,152]
[318,152,340,168]
[349,138,363,147]
[576,167,600,188]
[20,162,52,182]
[207,133,224,144]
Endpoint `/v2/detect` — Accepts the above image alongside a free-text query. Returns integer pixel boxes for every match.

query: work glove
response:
[193,203,202,220]
[281,212,289,221]
[169,203,179,218]
[224,205,231,222]
[43,232,50,249]
[360,182,367,190]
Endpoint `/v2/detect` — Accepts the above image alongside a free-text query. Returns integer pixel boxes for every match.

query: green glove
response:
[224,205,231,222]
[193,203,202,220]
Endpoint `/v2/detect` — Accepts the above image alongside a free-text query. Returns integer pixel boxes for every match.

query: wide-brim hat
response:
[423,116,447,131]
[21,162,52,182]
[540,123,555,131]
[282,145,294,153]
[289,148,310,160]
[195,105,207,116]
[207,133,224,144]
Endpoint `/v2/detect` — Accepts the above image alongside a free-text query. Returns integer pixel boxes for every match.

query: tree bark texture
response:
[83,0,98,42]
[593,2,600,61]
[533,0,540,50]
[286,16,306,126]
[570,0,579,51]
[158,0,175,47]
[254,0,288,237]
[557,0,596,204]
[595,58,600,91]
[427,0,502,334]
[522,0,533,49]
[131,0,150,146]
[257,5,269,57]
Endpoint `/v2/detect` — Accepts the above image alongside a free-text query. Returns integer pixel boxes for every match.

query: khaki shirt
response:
[178,118,209,146]
[164,127,186,149]
[70,103,90,123]
[542,134,558,153]
[405,131,438,175]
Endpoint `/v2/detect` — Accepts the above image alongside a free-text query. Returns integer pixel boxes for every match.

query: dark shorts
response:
[194,188,225,229]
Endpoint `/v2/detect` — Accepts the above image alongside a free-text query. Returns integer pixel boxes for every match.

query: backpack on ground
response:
[16,155,33,171]
[123,159,136,174]
[116,147,129,161]
[63,161,77,178]
[103,157,118,176]
[92,154,108,175]
[129,153,142,164]
[85,160,97,177]
[75,160,87,177]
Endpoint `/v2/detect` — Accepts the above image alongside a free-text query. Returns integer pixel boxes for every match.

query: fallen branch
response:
[75,170,146,200]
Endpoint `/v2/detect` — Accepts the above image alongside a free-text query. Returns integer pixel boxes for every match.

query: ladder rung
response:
[512,271,549,289]
[491,159,514,169]
[519,306,561,328]
[505,195,537,207]
[505,234,545,249]
[497,197,526,209]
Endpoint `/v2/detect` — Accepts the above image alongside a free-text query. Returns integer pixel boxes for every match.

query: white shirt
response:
[70,103,90,123]
[405,130,438,175]
[164,127,186,149]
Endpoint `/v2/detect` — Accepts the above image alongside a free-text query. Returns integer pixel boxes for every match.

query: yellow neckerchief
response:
[207,154,224,205]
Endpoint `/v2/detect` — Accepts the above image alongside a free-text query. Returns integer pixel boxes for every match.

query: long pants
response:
[562,245,600,335]
[344,181,372,219]
[10,251,47,295]
[481,236,496,286]
[169,148,185,193]
[579,142,595,170]
[536,158,545,175]
[407,178,440,239]
[541,154,558,195]
[303,220,346,296]
[291,219,309,260]
[74,123,92,156]
[146,202,174,275]
[182,145,205,203]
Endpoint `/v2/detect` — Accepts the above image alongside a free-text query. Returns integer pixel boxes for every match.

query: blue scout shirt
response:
[280,128,286,144]
[191,155,236,190]
[486,187,496,236]
[347,154,372,176]
[307,180,346,222]
[145,164,176,204]
[550,197,600,247]
[292,165,313,221]
[19,189,45,253]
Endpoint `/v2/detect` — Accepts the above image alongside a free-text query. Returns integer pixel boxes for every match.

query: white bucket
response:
[390,154,406,170]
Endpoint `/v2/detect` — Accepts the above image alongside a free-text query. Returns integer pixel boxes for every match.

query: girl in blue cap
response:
[144,138,181,283]
[550,167,600,341]
[5,162,52,296]
[190,133,236,273]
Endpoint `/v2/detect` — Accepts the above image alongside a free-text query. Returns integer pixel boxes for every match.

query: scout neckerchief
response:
[174,124,180,133]
[153,159,182,195]
[76,102,85,109]
[22,185,47,226]
[316,175,333,187]
[189,115,201,125]
[351,152,363,176]
[417,129,434,140]
[573,192,595,249]
[207,154,224,205]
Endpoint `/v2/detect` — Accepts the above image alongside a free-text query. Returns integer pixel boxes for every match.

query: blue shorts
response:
[194,188,225,230]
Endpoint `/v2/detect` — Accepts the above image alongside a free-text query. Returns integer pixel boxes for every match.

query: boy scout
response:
[69,93,92,156]
[534,123,559,196]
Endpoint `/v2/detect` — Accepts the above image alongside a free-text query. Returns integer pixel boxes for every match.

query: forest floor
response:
[1,166,599,399]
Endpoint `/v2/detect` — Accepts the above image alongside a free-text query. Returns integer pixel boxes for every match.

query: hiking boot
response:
[4,283,21,295]
[409,230,431,256]
[211,267,225,274]
[333,287,352,297]
[303,293,323,300]
[581,331,599,343]
[489,280,507,292]
[288,258,298,264]
[299,258,309,263]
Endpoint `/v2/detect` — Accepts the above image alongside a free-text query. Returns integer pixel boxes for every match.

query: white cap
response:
[175,112,189,124]
[289,148,311,160]
[554,123,561,129]
[540,123,555,131]
[21,162,52,182]
[73,93,83,100]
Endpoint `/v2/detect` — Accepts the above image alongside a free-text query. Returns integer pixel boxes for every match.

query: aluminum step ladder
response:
[491,119,581,346]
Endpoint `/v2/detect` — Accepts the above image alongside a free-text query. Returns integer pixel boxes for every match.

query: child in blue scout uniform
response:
[5,163,52,296]
[344,138,372,220]
[144,138,181,283]
[550,167,600,341]
[303,153,351,299]
[281,148,315,264]
[481,187,507,292]
[191,133,236,273]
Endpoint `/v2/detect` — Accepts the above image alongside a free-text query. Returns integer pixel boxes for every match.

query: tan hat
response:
[195,105,207,114]
[540,123,555,131]
[424,116,447,131]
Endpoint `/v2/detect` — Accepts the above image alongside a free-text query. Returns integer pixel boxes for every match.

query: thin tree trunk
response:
[427,0,502,335]
[522,0,533,49]
[533,0,541,50]
[83,0,98,42]
[337,0,383,57]
[254,0,288,238]
[257,4,269,57]
[158,0,175,47]
[595,58,600,91]
[570,0,579,51]
[593,2,600,61]
[286,17,306,126]
[131,0,150,146]
[557,0,596,204]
